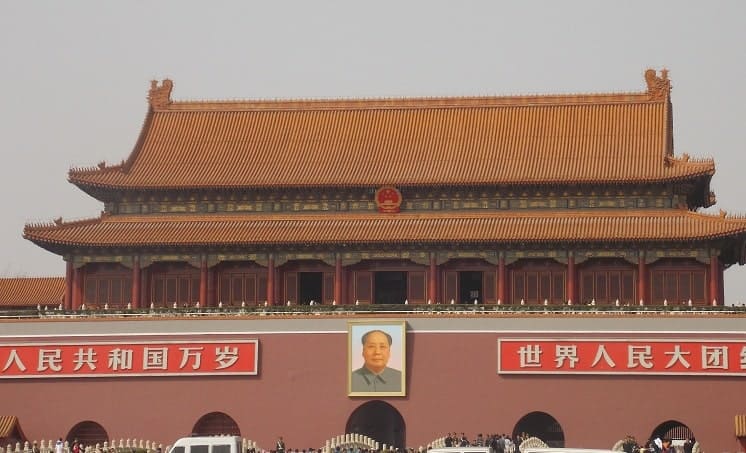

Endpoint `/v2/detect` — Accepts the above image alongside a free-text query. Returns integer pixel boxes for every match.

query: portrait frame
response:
[347,320,406,397]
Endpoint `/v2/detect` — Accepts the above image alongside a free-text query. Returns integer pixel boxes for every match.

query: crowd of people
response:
[256,432,521,453]
[442,432,522,452]
[24,433,697,453]
[622,435,697,453]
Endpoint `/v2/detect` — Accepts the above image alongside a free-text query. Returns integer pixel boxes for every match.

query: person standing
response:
[276,436,286,453]
[660,438,674,453]
[683,437,695,453]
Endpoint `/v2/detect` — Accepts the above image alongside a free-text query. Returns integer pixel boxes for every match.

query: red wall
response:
[2,326,745,453]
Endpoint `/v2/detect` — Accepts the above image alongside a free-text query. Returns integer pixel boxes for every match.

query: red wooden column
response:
[207,266,215,307]
[567,254,576,304]
[266,254,275,305]
[72,266,83,310]
[710,255,720,305]
[638,255,647,304]
[199,256,208,307]
[428,253,438,303]
[497,256,506,304]
[141,265,150,307]
[334,254,344,305]
[131,256,141,309]
[64,260,74,310]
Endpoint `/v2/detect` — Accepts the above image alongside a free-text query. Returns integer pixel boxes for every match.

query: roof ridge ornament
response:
[644,68,671,101]
[148,79,173,109]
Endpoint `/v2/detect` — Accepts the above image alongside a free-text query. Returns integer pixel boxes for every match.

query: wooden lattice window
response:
[83,264,132,307]
[151,270,199,306]
[651,270,706,304]
[579,270,635,304]
[354,271,372,304]
[219,272,260,305]
[511,269,565,304]
[407,271,426,303]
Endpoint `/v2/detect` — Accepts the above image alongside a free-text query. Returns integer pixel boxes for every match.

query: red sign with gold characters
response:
[498,339,746,376]
[0,338,258,379]
[375,186,402,213]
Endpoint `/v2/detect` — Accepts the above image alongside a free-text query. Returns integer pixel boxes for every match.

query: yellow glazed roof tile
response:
[0,277,65,307]
[68,71,713,190]
[24,210,746,248]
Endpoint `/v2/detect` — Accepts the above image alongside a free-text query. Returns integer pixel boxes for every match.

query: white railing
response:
[1,438,262,453]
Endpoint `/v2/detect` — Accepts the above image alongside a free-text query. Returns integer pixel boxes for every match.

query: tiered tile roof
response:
[0,277,64,307]
[25,70,745,261]
[24,210,746,249]
[68,72,713,192]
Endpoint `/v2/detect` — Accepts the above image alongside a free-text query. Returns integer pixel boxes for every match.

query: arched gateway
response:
[650,420,695,443]
[192,412,241,436]
[346,401,405,449]
[513,412,564,447]
[66,421,108,447]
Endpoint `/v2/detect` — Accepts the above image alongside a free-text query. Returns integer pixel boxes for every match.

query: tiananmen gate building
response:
[3,69,746,453]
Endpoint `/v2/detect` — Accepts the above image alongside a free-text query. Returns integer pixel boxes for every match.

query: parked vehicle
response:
[169,436,242,453]
[522,448,617,453]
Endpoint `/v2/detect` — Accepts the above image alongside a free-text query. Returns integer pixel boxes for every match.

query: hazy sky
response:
[1,2,745,302]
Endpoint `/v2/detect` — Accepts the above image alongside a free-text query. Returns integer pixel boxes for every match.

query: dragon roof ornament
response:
[148,79,173,109]
[645,68,671,101]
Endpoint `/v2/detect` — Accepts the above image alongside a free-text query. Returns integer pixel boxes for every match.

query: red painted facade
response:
[2,317,746,452]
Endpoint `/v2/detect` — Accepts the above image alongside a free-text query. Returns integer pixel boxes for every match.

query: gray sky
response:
[1,1,745,303]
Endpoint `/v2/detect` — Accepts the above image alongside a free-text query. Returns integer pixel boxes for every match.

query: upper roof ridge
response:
[148,68,671,112]
[161,90,657,112]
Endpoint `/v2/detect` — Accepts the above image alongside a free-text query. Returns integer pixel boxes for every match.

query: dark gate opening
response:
[299,272,323,305]
[192,411,241,436]
[650,420,695,442]
[66,421,109,447]
[374,272,407,304]
[459,271,483,304]
[346,400,405,449]
[513,411,565,447]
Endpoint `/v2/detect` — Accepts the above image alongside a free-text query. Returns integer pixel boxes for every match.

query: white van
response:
[169,436,243,453]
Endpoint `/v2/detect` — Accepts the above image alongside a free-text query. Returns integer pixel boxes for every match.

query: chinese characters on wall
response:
[0,339,258,378]
[498,339,746,375]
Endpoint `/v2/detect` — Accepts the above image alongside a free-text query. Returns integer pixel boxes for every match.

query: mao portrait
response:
[348,321,406,397]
